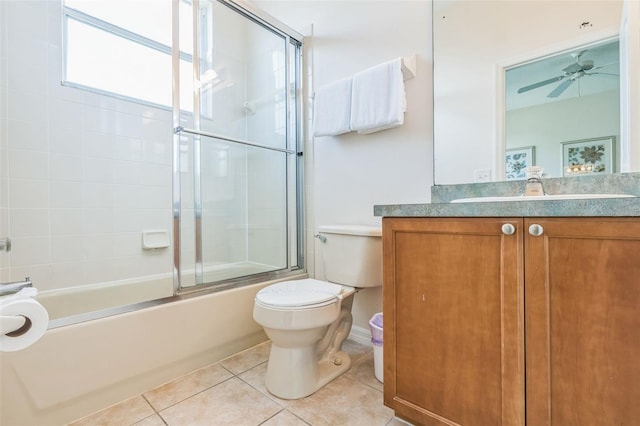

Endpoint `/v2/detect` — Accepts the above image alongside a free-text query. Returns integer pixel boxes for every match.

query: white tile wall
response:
[8,149,49,179]
[3,0,309,314]
[50,181,82,208]
[10,236,50,267]
[3,0,173,302]
[50,126,84,155]
[10,209,49,237]
[51,154,83,181]
[9,179,49,209]
[8,90,48,125]
[7,119,48,151]
[50,209,84,235]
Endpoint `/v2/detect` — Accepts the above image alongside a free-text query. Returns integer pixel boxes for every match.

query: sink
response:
[451,194,636,203]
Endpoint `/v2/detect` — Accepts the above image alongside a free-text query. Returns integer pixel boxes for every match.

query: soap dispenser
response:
[524,166,545,196]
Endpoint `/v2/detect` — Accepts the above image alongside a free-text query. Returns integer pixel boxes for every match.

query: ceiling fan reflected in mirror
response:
[517,50,619,98]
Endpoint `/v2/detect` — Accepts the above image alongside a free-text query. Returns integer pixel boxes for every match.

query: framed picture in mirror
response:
[506,146,535,180]
[561,136,615,176]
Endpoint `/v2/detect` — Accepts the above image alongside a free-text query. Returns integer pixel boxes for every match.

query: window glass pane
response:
[65,0,172,46]
[179,59,194,111]
[66,17,194,110]
[179,1,193,55]
[66,18,172,106]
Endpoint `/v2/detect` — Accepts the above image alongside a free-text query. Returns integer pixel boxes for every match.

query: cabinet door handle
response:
[501,223,516,235]
[529,224,544,236]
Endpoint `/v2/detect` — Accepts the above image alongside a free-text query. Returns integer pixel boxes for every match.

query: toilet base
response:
[265,344,352,399]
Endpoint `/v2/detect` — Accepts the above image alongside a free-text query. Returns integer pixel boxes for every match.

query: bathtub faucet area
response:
[0,277,33,297]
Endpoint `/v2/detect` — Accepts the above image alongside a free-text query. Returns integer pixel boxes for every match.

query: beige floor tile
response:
[220,340,271,374]
[346,352,383,392]
[261,410,310,426]
[342,339,373,363]
[287,376,393,426]
[132,414,166,426]
[238,361,291,406]
[386,416,414,426]
[68,396,155,426]
[239,340,379,406]
[159,377,281,426]
[143,363,233,410]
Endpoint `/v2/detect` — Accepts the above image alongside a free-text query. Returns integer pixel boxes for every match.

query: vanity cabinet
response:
[382,217,640,426]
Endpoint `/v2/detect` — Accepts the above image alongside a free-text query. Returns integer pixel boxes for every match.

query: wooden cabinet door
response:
[525,218,640,426]
[383,218,525,426]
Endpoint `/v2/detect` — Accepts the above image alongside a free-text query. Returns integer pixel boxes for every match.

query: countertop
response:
[374,196,640,217]
[375,173,640,217]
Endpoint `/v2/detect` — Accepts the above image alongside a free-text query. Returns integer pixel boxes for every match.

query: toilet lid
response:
[256,279,343,308]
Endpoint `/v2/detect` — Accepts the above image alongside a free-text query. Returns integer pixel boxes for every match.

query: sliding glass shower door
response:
[176,0,303,290]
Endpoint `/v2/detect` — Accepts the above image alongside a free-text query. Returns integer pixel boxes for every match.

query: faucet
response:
[524,166,546,196]
[0,277,33,296]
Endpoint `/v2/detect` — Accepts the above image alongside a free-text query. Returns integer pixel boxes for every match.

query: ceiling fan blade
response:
[585,71,619,77]
[589,62,618,71]
[562,63,583,74]
[547,79,574,98]
[517,75,564,94]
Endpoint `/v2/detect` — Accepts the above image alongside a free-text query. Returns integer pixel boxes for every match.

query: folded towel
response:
[350,58,406,134]
[313,77,353,137]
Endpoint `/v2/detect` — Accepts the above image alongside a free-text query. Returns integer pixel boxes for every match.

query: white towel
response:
[313,78,353,137]
[350,58,406,134]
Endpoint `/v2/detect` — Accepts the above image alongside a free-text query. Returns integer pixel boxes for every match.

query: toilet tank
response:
[317,225,382,288]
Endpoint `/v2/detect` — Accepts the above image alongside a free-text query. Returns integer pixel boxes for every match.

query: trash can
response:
[369,312,383,383]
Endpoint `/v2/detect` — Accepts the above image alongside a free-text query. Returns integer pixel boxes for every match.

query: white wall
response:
[254,0,434,330]
[507,90,620,178]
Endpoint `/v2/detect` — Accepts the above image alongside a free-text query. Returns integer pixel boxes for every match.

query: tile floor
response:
[68,339,408,426]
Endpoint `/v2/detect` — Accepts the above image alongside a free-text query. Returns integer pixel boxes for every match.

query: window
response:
[63,0,193,110]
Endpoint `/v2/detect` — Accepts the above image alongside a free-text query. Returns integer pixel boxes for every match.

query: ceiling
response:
[505,39,620,111]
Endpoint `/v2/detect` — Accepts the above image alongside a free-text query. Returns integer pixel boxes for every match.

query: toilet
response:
[253,225,382,399]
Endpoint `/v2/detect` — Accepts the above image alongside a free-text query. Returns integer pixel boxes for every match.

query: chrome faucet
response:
[524,167,546,196]
[0,277,33,296]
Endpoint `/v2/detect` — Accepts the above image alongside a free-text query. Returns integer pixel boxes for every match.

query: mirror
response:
[433,0,637,185]
[505,38,620,179]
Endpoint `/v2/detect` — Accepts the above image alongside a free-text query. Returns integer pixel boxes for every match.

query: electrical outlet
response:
[474,168,491,183]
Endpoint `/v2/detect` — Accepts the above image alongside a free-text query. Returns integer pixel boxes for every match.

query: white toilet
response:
[253,225,382,399]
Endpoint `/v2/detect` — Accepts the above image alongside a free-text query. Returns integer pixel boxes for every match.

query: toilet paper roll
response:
[1,297,49,352]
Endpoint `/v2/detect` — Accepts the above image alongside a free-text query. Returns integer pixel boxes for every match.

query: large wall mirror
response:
[433,0,639,185]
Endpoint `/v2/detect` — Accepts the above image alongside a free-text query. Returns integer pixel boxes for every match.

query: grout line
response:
[234,360,288,407]
[145,373,238,414]
[256,408,286,426]
[139,394,168,426]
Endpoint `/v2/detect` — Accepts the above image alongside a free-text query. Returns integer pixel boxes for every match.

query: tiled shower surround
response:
[1,0,291,319]
[1,0,175,300]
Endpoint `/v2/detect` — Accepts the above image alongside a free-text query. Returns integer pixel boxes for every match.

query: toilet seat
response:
[256,278,343,309]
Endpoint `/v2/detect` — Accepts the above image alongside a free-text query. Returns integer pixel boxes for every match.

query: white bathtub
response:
[37,262,284,321]
[0,275,304,425]
[37,274,175,321]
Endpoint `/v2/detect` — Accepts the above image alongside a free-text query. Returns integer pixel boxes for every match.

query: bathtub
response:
[37,274,175,321]
[37,262,287,321]
[0,274,304,425]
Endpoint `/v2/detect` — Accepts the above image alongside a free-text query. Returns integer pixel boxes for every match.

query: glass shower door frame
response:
[171,0,305,293]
